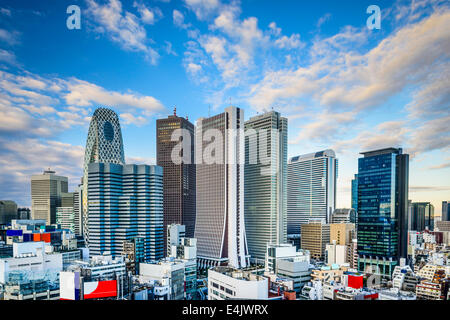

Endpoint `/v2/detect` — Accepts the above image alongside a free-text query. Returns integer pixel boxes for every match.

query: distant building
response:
[0,200,18,225]
[326,241,347,265]
[17,208,30,220]
[157,109,196,255]
[442,201,450,221]
[331,209,357,224]
[409,202,434,231]
[122,237,145,275]
[287,150,337,238]
[73,184,83,237]
[208,266,268,300]
[169,237,197,299]
[31,170,68,224]
[301,220,330,261]
[436,221,450,232]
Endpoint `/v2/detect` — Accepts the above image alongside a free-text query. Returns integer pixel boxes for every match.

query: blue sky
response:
[0,0,449,212]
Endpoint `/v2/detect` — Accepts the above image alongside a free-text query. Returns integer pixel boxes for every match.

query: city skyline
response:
[0,0,449,213]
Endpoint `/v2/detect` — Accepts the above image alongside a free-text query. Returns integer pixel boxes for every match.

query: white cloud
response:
[120,112,148,126]
[86,0,159,64]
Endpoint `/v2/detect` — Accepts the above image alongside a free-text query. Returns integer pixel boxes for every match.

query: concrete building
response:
[378,288,416,300]
[87,163,164,262]
[122,237,145,275]
[265,243,309,273]
[167,224,185,257]
[73,184,83,236]
[436,221,450,232]
[276,256,311,295]
[140,259,186,300]
[195,106,248,269]
[326,241,347,266]
[169,237,197,299]
[0,200,18,225]
[0,241,63,284]
[287,150,337,238]
[31,170,68,224]
[208,266,268,300]
[301,220,330,261]
[330,223,354,246]
[244,111,288,262]
[157,109,196,255]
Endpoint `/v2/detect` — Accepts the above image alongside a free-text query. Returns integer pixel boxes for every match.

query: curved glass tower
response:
[82,107,125,244]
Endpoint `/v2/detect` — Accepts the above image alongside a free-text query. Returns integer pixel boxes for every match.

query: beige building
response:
[301,221,330,261]
[31,169,68,224]
[330,223,354,245]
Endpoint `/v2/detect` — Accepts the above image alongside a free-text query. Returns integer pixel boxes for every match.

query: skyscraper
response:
[409,202,434,231]
[73,184,83,236]
[31,169,68,224]
[0,200,18,225]
[351,174,358,212]
[56,192,75,232]
[442,201,450,221]
[287,150,337,237]
[357,147,409,276]
[157,109,196,255]
[83,108,125,244]
[87,163,164,262]
[195,106,248,269]
[244,111,287,262]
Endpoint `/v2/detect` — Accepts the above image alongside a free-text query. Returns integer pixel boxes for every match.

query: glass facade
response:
[351,174,358,212]
[357,148,409,276]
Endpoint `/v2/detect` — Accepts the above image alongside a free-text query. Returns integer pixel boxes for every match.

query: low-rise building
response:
[208,266,268,300]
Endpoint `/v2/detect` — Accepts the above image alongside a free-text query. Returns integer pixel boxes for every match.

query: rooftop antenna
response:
[173,106,177,116]
[186,115,188,121]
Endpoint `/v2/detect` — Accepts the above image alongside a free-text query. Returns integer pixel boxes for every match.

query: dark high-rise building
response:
[351,174,358,212]
[0,201,18,225]
[357,147,409,276]
[442,201,450,221]
[157,108,196,256]
[409,202,434,231]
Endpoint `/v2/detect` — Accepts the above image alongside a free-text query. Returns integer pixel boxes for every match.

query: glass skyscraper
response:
[244,111,287,263]
[287,150,337,237]
[357,147,409,276]
[409,202,434,231]
[351,174,358,212]
[87,163,164,262]
[82,108,125,245]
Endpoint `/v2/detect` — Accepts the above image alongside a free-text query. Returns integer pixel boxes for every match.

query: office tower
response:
[351,174,358,212]
[244,111,287,262]
[83,108,125,245]
[56,192,75,232]
[410,202,435,231]
[442,201,450,221]
[167,224,186,257]
[73,184,83,236]
[300,220,330,261]
[31,169,68,224]
[0,201,18,225]
[17,208,30,220]
[331,208,357,224]
[87,163,163,262]
[330,223,355,245]
[157,109,196,255]
[357,148,409,276]
[195,106,248,269]
[287,149,337,237]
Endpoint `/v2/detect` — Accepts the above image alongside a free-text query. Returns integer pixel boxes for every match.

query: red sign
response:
[83,280,117,299]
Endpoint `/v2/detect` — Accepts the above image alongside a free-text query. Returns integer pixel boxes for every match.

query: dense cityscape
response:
[0,0,449,311]
[0,105,449,301]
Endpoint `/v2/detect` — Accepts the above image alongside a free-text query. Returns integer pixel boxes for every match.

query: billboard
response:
[83,280,117,299]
